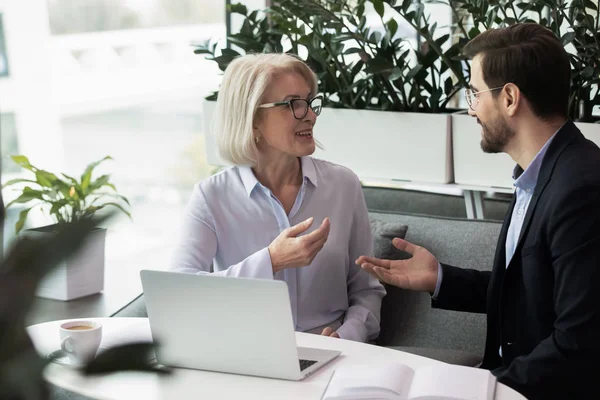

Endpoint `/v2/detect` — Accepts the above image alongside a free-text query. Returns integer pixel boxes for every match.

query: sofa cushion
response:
[369,211,502,356]
[370,217,409,260]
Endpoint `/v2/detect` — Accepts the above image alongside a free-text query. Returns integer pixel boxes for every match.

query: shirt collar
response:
[238,156,318,197]
[513,123,564,190]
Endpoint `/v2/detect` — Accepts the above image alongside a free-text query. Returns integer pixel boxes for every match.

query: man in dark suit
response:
[357,23,600,399]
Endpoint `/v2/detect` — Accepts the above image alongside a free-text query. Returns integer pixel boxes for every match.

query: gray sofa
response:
[368,210,502,366]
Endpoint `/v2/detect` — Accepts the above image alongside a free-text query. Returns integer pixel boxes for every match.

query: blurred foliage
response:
[0,211,169,400]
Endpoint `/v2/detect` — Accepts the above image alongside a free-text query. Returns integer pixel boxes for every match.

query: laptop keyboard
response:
[299,359,318,371]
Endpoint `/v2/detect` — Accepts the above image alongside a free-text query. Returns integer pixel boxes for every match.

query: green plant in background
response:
[194,0,469,113]
[427,0,600,121]
[195,0,600,120]
[2,155,131,234]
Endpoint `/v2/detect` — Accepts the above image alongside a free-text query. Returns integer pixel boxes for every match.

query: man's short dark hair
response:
[463,23,571,119]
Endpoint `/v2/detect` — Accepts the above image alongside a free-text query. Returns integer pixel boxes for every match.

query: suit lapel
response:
[488,193,515,298]
[513,121,580,253]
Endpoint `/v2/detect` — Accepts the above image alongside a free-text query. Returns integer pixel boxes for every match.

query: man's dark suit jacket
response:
[433,121,600,399]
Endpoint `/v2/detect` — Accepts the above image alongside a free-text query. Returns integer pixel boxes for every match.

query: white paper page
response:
[99,319,153,351]
[323,362,415,400]
[408,364,496,400]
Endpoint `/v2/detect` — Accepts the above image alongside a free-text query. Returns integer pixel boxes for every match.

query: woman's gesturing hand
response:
[268,217,330,273]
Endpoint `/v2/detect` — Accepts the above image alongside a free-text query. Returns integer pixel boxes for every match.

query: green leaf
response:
[387,19,399,39]
[582,66,594,78]
[10,155,36,172]
[103,183,117,192]
[433,34,450,49]
[343,47,364,55]
[584,0,598,10]
[91,193,131,206]
[61,173,79,185]
[5,187,46,209]
[389,67,405,82]
[357,3,365,17]
[467,24,480,38]
[369,30,382,44]
[406,65,423,81]
[81,156,112,192]
[365,56,394,74]
[561,32,576,45]
[34,170,59,188]
[2,178,38,188]
[15,207,33,234]
[86,202,131,219]
[331,33,357,44]
[88,175,110,193]
[444,77,453,95]
[49,199,71,220]
[221,48,241,58]
[227,37,259,52]
[373,0,385,18]
[228,3,248,15]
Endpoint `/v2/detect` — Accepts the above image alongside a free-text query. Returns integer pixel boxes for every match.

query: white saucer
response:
[46,349,86,369]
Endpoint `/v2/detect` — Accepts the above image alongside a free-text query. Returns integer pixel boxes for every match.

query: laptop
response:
[140,270,341,380]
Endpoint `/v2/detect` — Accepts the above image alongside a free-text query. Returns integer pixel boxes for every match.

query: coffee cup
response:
[59,320,102,365]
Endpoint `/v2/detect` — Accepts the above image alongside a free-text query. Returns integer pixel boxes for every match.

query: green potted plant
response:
[2,155,131,301]
[194,0,462,184]
[435,0,600,188]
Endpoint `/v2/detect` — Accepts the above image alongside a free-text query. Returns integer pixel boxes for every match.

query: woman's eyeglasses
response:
[258,95,324,120]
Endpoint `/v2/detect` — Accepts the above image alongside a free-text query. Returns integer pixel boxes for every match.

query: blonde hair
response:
[213,53,319,166]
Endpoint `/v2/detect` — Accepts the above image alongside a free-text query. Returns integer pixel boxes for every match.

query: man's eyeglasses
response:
[258,95,323,120]
[465,87,504,111]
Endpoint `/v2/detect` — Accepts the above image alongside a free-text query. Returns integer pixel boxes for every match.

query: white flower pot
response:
[453,114,600,190]
[574,121,600,147]
[452,112,516,189]
[22,226,107,301]
[202,100,452,184]
[313,109,452,183]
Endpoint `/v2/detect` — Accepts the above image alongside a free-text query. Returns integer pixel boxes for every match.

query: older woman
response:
[170,53,385,343]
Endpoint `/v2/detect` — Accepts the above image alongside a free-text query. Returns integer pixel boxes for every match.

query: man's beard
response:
[479,116,515,154]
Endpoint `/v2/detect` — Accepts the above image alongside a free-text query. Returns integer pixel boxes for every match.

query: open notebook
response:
[322,362,496,400]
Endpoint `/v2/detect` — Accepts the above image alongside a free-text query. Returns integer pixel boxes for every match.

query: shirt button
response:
[518,208,523,214]
[526,188,532,193]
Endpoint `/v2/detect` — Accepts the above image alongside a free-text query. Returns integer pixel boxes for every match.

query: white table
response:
[28,318,526,400]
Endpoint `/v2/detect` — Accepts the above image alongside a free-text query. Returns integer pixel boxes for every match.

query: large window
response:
[1,1,225,280]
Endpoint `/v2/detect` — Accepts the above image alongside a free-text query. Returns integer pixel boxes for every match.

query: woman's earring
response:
[255,136,260,144]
